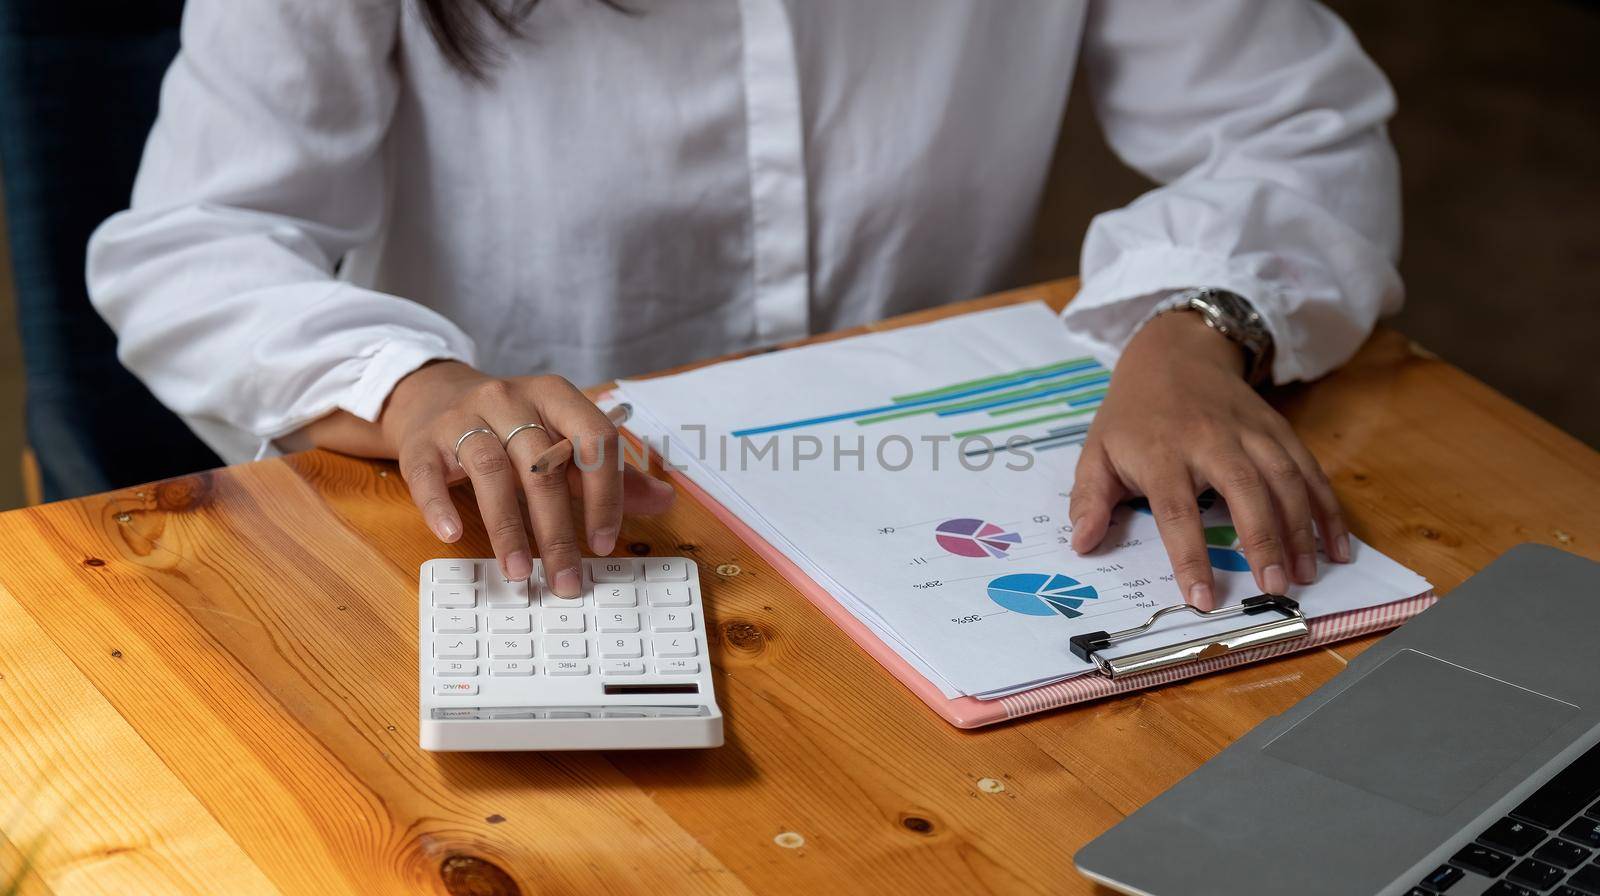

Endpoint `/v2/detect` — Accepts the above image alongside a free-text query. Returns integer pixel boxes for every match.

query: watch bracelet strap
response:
[1152,288,1275,387]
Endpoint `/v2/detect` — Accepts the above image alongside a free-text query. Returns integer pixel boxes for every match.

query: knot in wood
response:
[439,854,520,896]
[721,620,767,654]
[899,814,935,835]
[154,473,214,512]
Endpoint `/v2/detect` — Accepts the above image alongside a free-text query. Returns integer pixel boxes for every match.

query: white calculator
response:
[418,556,723,751]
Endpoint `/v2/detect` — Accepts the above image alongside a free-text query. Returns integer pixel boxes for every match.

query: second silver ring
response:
[452,427,498,468]
[501,422,550,447]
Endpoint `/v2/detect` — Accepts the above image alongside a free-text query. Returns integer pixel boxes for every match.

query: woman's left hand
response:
[1067,310,1352,610]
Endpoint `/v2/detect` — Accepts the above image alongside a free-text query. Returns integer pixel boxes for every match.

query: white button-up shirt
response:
[87,0,1401,465]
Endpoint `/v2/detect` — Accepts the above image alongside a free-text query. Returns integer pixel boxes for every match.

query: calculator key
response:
[1534,838,1592,869]
[1508,857,1567,890]
[489,636,533,659]
[600,636,644,658]
[544,636,587,658]
[1418,864,1462,891]
[432,560,477,584]
[548,660,591,676]
[435,637,478,659]
[604,709,648,717]
[488,612,533,634]
[1555,886,1592,896]
[435,681,479,696]
[1404,888,1431,896]
[435,661,478,677]
[658,658,700,675]
[431,585,476,608]
[488,579,531,608]
[548,710,591,719]
[596,585,638,608]
[645,583,692,607]
[602,659,646,675]
[1454,844,1516,877]
[654,635,698,658]
[491,660,534,676]
[652,636,697,659]
[542,592,586,610]
[432,611,477,634]
[599,610,641,633]
[592,559,635,582]
[644,558,688,581]
[1566,819,1600,849]
[1482,817,1548,855]
[545,610,586,634]
[650,609,694,632]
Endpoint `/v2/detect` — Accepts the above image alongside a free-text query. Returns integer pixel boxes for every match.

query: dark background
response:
[1023,0,1600,449]
[1,0,1596,509]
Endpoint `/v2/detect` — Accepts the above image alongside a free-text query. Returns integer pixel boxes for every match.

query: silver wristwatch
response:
[1155,287,1275,386]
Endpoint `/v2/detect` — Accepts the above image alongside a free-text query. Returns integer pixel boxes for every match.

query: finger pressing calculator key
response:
[418,556,723,751]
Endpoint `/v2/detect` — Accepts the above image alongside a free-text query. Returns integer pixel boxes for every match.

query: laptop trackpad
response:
[1263,649,1578,815]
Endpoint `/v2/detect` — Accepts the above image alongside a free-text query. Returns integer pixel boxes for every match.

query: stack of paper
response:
[618,303,1430,701]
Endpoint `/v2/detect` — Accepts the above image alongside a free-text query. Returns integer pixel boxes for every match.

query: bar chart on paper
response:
[730,355,1110,457]
[619,302,1433,702]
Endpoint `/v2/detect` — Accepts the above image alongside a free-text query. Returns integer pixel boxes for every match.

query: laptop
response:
[1076,544,1600,896]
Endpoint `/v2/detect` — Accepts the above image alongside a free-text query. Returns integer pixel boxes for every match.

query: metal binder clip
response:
[1068,594,1307,680]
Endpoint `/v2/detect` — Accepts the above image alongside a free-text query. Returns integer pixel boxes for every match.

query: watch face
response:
[1191,289,1272,384]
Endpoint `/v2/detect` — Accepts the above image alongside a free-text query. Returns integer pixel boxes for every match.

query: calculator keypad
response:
[427,557,704,687]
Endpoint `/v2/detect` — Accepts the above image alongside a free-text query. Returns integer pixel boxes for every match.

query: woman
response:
[88,0,1400,607]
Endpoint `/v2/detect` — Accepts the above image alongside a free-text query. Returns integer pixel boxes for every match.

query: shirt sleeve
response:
[1063,0,1403,384]
[86,0,475,455]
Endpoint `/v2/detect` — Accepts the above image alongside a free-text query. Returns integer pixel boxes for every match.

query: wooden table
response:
[1,279,1595,896]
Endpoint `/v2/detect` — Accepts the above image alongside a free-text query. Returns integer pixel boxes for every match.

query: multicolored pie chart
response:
[1203,525,1251,572]
[986,573,1101,619]
[1126,494,1247,572]
[934,518,1023,559]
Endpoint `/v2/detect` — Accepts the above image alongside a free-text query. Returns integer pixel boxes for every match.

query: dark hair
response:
[418,0,627,79]
[417,0,537,79]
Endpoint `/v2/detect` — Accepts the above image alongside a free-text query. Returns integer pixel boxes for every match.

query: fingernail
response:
[1188,582,1213,609]
[647,477,673,496]
[591,526,618,555]
[1294,552,1317,584]
[553,567,581,598]
[434,517,460,542]
[503,550,532,582]
[1262,564,1289,595]
[1335,534,1352,563]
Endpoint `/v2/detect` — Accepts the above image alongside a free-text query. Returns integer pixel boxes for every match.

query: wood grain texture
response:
[0,279,1595,895]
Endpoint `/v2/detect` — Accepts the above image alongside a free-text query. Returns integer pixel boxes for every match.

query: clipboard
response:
[616,406,1437,729]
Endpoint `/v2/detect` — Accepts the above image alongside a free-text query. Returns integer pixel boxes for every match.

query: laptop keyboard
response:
[1409,739,1600,895]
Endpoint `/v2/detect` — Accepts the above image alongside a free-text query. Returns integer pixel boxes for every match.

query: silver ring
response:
[452,427,497,467]
[501,422,549,447]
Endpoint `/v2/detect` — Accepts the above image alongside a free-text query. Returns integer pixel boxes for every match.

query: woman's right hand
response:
[376,361,674,595]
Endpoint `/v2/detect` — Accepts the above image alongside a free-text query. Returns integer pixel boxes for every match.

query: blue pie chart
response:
[987,573,1101,619]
